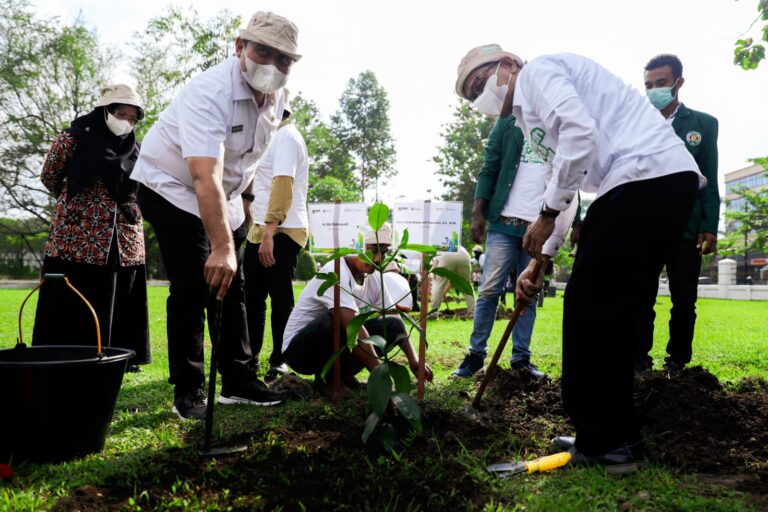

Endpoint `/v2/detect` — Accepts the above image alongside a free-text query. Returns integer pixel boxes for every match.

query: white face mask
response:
[105,112,133,136]
[242,55,288,93]
[471,63,511,118]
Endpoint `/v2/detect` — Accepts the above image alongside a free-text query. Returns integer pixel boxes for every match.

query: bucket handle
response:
[17,273,103,355]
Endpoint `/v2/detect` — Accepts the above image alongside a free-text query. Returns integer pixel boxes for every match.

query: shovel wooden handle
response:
[471,260,543,410]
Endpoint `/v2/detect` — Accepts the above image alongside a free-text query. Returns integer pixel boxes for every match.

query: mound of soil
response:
[51,367,768,510]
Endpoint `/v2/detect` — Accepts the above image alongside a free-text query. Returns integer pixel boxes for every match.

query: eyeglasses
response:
[112,109,141,124]
[247,42,295,70]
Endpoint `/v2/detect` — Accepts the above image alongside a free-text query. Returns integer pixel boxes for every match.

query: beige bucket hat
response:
[455,44,522,100]
[239,11,302,62]
[96,84,144,120]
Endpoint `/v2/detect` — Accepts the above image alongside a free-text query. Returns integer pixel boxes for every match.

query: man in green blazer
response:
[635,54,720,376]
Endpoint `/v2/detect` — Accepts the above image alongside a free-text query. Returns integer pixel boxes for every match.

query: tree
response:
[432,102,495,221]
[130,7,240,138]
[720,159,768,257]
[331,71,396,201]
[734,0,768,69]
[307,176,360,203]
[0,0,114,234]
[290,94,355,185]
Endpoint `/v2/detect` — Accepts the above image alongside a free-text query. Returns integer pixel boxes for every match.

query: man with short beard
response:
[635,54,720,377]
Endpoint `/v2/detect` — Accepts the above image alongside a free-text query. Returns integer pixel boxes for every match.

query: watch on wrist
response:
[539,203,560,218]
[241,192,255,202]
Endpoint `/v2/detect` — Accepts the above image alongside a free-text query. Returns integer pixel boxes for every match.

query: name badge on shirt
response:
[231,125,244,133]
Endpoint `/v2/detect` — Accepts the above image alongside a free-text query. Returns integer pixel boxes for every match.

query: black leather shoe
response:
[663,359,684,378]
[563,440,647,475]
[552,435,575,449]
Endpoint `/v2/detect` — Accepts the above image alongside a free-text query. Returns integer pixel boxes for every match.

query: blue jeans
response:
[469,230,537,362]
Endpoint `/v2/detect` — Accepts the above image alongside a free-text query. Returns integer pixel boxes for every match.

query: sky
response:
[34,0,768,206]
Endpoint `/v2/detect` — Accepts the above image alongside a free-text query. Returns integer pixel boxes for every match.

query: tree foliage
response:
[291,94,354,185]
[331,71,396,201]
[130,6,240,138]
[734,0,768,69]
[432,102,495,221]
[0,0,114,233]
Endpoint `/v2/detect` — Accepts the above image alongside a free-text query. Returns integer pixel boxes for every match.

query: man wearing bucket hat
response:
[34,84,150,372]
[132,11,301,419]
[282,223,432,397]
[243,89,310,382]
[455,45,705,473]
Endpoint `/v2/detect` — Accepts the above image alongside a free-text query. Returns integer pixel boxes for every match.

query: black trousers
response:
[283,313,406,377]
[138,186,252,395]
[563,172,698,455]
[634,239,702,367]
[243,234,301,367]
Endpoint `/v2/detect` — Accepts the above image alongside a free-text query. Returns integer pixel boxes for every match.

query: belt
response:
[498,216,531,228]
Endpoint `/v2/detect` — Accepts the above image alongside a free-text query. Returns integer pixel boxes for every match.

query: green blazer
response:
[672,103,719,240]
[474,116,526,236]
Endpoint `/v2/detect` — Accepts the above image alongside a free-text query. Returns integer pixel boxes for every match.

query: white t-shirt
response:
[383,272,413,311]
[131,57,284,230]
[250,122,309,229]
[500,141,548,222]
[511,53,704,213]
[282,258,359,353]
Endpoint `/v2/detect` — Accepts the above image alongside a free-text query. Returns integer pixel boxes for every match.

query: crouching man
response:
[282,223,432,396]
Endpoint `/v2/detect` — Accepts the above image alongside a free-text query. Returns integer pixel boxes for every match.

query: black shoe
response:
[663,358,683,378]
[172,388,207,420]
[565,441,648,475]
[218,377,285,406]
[126,364,142,373]
[450,353,485,379]
[264,363,291,383]
[552,435,576,449]
[511,359,546,378]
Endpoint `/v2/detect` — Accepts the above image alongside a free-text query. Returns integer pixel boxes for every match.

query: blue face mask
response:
[646,79,680,110]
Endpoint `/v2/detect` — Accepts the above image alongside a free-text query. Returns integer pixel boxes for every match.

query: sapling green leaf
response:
[362,411,381,443]
[392,393,422,433]
[403,243,438,254]
[429,267,474,295]
[346,311,378,351]
[389,361,412,394]
[319,345,348,381]
[368,362,392,416]
[315,272,339,296]
[362,334,387,351]
[368,203,390,231]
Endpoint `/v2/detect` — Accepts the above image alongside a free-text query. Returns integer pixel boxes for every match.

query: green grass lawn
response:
[0,284,766,511]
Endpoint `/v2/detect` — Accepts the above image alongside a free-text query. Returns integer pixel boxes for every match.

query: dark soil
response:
[52,367,768,510]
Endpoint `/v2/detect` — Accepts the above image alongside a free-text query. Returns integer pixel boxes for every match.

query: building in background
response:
[723,164,768,283]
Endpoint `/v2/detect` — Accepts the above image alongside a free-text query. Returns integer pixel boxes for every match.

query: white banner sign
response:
[307,203,368,251]
[393,201,462,251]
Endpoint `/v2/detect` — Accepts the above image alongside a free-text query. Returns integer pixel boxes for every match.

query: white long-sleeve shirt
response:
[512,53,704,213]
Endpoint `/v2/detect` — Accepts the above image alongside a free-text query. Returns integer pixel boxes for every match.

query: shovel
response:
[486,451,572,478]
[201,298,247,457]
[465,260,542,420]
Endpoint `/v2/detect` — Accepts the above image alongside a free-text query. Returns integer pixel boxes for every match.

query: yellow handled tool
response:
[486,451,572,477]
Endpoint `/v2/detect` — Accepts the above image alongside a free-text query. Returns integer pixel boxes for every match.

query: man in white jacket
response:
[455,45,703,473]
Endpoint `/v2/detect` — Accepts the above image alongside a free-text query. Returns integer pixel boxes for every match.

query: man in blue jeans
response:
[452,47,576,379]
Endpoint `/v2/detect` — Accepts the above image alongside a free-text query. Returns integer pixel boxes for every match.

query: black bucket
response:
[0,274,134,463]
